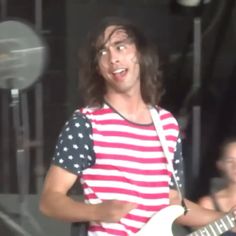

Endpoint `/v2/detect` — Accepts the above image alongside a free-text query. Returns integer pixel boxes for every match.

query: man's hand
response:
[93,200,137,223]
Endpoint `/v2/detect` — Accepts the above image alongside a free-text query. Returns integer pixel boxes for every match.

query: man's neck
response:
[104,94,152,124]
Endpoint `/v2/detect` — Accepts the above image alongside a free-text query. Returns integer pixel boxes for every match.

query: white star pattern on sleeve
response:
[51,111,95,175]
[169,135,185,193]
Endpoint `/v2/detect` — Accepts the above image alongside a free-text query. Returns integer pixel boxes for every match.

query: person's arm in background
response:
[198,195,215,210]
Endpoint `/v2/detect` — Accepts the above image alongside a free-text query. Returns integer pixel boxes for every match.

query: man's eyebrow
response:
[111,37,133,46]
[113,38,128,45]
[97,36,131,52]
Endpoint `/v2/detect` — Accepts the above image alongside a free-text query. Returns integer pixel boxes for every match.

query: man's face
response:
[97,25,140,95]
[218,142,236,183]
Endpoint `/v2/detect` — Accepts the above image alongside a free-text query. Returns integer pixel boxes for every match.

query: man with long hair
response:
[39,16,236,235]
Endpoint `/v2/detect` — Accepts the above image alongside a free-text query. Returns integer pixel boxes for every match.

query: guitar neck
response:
[187,212,236,236]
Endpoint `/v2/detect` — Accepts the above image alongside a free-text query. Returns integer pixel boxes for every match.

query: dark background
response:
[0,0,236,203]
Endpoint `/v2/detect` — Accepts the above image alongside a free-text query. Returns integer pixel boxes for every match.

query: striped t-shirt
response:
[52,103,184,236]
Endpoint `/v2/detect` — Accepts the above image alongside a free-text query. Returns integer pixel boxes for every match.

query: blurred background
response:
[0,0,235,235]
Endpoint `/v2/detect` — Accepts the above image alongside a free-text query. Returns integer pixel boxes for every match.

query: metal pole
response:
[34,0,45,193]
[0,0,7,19]
[1,91,10,192]
[192,17,202,180]
[0,0,10,193]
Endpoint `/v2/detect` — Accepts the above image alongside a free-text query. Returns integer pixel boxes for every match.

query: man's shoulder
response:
[157,106,178,126]
[76,105,107,115]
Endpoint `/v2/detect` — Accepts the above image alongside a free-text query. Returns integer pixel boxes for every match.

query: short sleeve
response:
[51,111,95,175]
[169,135,185,194]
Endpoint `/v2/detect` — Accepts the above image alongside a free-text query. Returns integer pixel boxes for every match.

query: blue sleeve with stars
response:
[169,135,185,194]
[51,111,96,175]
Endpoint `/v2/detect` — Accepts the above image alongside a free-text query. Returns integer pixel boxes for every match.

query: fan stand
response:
[0,19,47,236]
[0,88,44,236]
[13,88,46,236]
[11,89,28,221]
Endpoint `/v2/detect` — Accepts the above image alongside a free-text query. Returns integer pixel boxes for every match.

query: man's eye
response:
[99,49,107,57]
[117,44,125,51]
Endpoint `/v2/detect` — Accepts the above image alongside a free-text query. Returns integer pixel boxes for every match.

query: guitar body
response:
[135,205,185,236]
[135,204,236,236]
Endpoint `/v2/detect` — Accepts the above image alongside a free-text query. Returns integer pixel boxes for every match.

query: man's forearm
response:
[39,192,94,222]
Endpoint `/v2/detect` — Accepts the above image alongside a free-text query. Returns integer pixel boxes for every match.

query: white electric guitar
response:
[135,205,236,236]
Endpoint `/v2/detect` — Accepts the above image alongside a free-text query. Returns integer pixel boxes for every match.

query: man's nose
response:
[109,49,119,64]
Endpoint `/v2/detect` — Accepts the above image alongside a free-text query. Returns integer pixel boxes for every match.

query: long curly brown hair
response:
[78,16,164,107]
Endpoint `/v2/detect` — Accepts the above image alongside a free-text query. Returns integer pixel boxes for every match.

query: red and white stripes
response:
[80,105,179,235]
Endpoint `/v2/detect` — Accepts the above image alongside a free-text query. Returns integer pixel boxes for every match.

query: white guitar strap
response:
[150,107,187,212]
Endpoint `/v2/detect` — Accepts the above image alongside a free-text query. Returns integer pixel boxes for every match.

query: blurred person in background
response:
[198,137,236,235]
